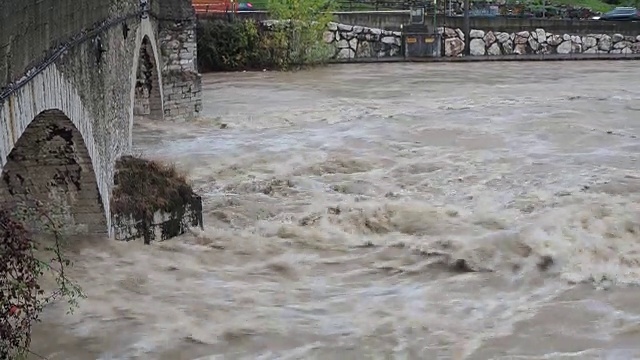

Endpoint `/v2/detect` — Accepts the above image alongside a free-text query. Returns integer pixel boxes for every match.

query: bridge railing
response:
[337,0,602,18]
[192,0,599,19]
[192,0,435,12]
[336,0,436,11]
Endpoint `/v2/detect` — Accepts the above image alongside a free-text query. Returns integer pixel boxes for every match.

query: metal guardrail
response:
[336,0,436,11]
[192,0,436,11]
[335,0,601,18]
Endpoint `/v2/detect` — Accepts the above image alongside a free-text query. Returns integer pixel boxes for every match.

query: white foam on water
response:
[27,61,640,360]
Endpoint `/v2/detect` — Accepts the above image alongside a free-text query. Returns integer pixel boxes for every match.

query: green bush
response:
[266,0,337,69]
[197,19,275,72]
[197,0,337,72]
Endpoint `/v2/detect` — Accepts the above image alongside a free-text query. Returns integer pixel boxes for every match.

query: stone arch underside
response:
[133,35,164,119]
[0,64,112,235]
[0,109,106,235]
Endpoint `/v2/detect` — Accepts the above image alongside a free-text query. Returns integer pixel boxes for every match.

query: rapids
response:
[30,61,640,359]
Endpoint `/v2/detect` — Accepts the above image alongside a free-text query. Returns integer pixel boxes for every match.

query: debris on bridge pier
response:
[110,155,203,244]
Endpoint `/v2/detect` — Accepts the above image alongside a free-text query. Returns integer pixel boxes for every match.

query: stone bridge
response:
[0,0,202,237]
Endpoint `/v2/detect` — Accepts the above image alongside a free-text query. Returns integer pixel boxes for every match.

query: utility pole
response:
[433,0,437,31]
[463,0,470,55]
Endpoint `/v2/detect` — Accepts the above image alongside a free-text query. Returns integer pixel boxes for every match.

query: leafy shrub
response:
[197,19,275,71]
[0,200,83,359]
[197,0,337,71]
[266,0,337,69]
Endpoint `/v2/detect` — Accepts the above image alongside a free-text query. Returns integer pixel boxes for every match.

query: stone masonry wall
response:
[323,22,402,60]
[319,22,640,59]
[276,21,640,61]
[440,27,640,57]
[158,19,203,121]
[0,109,106,235]
[113,201,203,243]
[0,0,117,85]
[1,0,147,235]
[110,155,204,244]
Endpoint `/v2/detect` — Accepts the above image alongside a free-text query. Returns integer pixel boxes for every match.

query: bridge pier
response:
[157,13,203,121]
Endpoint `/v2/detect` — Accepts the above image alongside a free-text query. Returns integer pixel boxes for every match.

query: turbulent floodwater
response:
[30,61,640,359]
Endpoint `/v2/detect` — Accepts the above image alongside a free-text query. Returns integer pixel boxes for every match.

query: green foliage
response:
[197,0,337,72]
[547,0,614,12]
[1,199,84,359]
[499,0,617,13]
[248,0,270,9]
[197,19,273,72]
[267,0,337,69]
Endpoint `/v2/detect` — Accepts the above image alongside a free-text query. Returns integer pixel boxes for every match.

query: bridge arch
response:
[129,18,165,145]
[0,64,112,233]
[0,1,202,238]
[133,35,164,119]
[0,109,106,235]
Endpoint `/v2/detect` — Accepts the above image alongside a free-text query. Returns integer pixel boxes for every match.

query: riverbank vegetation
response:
[197,0,336,71]
[0,200,83,359]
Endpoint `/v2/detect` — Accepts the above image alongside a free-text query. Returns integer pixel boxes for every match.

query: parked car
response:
[594,7,640,21]
[237,2,253,11]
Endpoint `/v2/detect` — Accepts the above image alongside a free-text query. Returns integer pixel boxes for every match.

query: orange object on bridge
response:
[192,0,238,14]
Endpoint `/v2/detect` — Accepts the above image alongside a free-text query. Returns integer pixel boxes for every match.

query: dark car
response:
[237,2,253,11]
[598,7,640,21]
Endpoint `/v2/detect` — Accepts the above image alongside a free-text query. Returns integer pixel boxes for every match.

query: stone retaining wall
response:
[322,22,640,59]
[440,27,640,57]
[323,22,402,60]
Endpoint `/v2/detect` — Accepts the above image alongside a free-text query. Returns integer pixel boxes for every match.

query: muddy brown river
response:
[30,61,640,359]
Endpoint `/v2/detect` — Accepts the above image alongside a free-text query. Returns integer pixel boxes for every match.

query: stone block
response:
[113,200,203,243]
